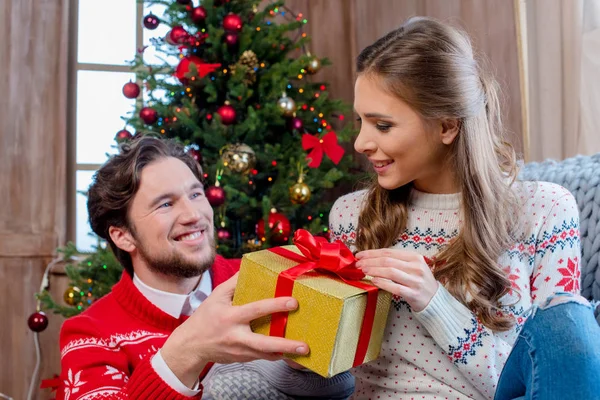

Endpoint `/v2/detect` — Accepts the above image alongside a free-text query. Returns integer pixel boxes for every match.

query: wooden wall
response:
[0,0,70,399]
[1,1,522,399]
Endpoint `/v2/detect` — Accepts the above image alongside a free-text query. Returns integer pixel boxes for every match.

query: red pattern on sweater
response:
[56,255,240,400]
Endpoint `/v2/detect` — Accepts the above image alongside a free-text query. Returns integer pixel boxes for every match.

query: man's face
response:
[125,157,216,278]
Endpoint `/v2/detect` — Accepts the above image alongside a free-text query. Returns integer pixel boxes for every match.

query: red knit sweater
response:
[56,255,240,400]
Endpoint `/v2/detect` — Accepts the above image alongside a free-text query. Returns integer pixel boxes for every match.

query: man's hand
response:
[161,273,309,387]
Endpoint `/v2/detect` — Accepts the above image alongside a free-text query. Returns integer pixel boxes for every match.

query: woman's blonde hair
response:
[355,17,519,331]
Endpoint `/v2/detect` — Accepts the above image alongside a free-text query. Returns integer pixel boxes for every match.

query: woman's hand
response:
[355,249,439,312]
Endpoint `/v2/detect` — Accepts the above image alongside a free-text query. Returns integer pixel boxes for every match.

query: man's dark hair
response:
[87,136,204,276]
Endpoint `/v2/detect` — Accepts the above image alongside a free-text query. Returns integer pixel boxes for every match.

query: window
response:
[69,0,168,251]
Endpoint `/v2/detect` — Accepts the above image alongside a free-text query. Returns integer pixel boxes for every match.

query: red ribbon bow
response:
[302,131,345,168]
[268,229,378,367]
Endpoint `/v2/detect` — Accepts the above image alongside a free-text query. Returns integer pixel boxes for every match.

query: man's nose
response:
[178,198,201,224]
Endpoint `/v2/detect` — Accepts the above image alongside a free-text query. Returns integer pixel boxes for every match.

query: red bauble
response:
[140,107,158,124]
[28,311,48,332]
[256,213,291,243]
[170,26,189,44]
[187,148,202,163]
[290,117,304,131]
[224,32,239,47]
[223,13,243,32]
[122,81,140,99]
[217,227,232,241]
[142,13,160,30]
[216,104,236,125]
[191,6,207,23]
[115,129,133,142]
[206,185,226,207]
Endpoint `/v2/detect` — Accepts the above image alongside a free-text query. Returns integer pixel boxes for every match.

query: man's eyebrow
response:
[148,182,204,209]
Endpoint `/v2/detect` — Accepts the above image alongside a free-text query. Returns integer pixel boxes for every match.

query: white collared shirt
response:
[133,271,212,396]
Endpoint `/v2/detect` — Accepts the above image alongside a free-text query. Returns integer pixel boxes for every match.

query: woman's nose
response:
[354,128,377,155]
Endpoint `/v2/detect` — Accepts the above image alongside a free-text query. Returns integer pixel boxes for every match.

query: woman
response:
[330,16,600,400]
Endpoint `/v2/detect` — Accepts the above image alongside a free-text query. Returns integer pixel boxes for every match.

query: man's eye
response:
[191,192,203,199]
[158,202,172,209]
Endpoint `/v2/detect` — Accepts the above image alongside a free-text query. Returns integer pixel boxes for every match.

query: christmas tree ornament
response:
[140,107,158,124]
[217,227,232,241]
[206,185,226,207]
[306,55,322,74]
[165,31,177,45]
[289,178,311,205]
[187,148,202,163]
[256,212,291,244]
[244,238,263,252]
[122,81,140,99]
[27,311,48,332]
[290,116,303,131]
[216,103,236,125]
[63,286,81,306]
[191,6,207,23]
[302,131,345,168]
[231,50,258,83]
[142,13,160,30]
[277,93,296,117]
[223,13,243,32]
[175,56,221,83]
[224,32,239,47]
[115,129,133,142]
[220,143,256,174]
[170,26,190,44]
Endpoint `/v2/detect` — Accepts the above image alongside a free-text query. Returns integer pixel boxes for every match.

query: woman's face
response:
[353,74,458,193]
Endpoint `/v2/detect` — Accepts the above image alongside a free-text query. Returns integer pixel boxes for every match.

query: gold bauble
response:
[64,286,81,306]
[277,94,296,117]
[231,50,258,84]
[220,143,256,174]
[289,181,311,205]
[307,57,322,74]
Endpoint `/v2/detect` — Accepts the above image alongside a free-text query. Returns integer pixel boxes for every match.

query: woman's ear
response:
[440,119,460,145]
[109,226,137,253]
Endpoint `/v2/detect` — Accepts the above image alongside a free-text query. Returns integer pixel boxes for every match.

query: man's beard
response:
[136,235,217,279]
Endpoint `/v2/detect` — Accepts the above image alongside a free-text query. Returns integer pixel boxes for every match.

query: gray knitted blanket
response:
[519,153,600,323]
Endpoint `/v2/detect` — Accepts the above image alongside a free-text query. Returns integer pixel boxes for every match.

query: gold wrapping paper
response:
[232,245,392,377]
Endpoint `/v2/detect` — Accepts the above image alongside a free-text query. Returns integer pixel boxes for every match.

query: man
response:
[57,136,353,399]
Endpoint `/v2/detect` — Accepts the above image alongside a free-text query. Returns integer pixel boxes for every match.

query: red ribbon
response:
[302,131,345,168]
[268,229,378,367]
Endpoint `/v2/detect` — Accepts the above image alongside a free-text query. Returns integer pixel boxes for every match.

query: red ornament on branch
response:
[223,13,243,32]
[216,104,236,125]
[224,32,239,47]
[191,6,207,23]
[217,227,232,241]
[256,213,291,244]
[302,131,345,168]
[206,185,226,207]
[187,148,202,163]
[175,56,221,83]
[122,81,140,99]
[28,311,48,332]
[115,129,133,142]
[169,26,190,44]
[140,107,158,124]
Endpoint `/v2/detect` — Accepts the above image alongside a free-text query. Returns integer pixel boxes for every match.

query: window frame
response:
[67,0,144,248]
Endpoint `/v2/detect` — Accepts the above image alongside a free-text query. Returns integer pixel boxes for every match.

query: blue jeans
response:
[495,295,600,400]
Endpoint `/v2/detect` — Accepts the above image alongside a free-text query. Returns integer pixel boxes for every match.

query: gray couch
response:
[519,153,600,323]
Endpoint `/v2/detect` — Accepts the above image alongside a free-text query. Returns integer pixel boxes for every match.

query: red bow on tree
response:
[174,55,221,82]
[301,131,345,168]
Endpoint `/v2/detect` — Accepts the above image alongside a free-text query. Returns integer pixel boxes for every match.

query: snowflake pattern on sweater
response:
[329,181,581,400]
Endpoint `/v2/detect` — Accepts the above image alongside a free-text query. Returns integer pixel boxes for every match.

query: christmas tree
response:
[39,0,357,317]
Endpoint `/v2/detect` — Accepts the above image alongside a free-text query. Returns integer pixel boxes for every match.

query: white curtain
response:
[525,0,600,161]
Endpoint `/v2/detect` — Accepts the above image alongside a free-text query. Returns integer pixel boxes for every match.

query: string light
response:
[299,88,304,93]
[297,74,303,79]
[256,27,261,31]
[318,113,324,117]
[271,160,277,166]
[320,85,326,90]
[287,84,292,89]
[315,93,320,98]
[339,115,345,120]
[310,107,315,111]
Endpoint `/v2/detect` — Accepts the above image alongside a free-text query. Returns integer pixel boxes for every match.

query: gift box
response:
[232,230,392,378]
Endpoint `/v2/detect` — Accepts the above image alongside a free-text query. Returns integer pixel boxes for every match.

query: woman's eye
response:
[376,123,392,132]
